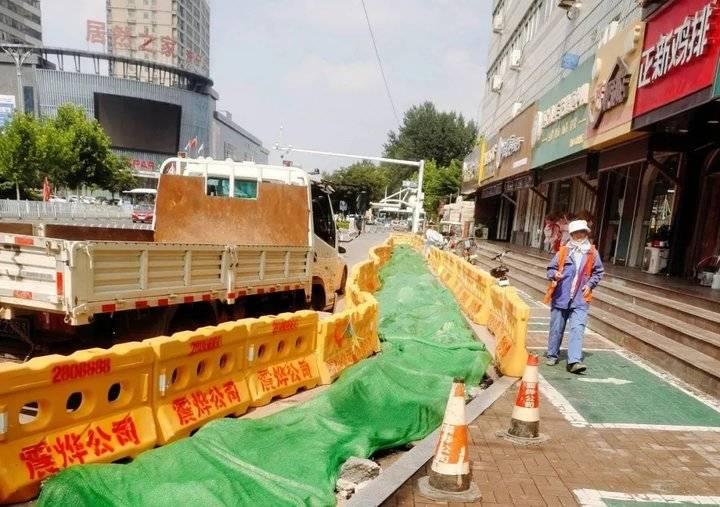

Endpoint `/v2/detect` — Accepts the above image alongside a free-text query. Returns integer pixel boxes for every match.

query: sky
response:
[41,0,491,172]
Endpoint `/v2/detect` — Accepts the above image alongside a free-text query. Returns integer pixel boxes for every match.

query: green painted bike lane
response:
[539,350,720,429]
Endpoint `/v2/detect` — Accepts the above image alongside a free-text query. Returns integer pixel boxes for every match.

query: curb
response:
[346,376,516,507]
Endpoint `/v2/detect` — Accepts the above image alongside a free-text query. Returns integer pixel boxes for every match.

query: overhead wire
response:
[360,0,401,128]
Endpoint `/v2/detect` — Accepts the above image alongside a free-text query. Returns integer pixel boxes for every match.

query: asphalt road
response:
[339,230,390,270]
[334,230,389,313]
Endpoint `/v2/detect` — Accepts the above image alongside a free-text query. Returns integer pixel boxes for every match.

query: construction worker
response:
[544,219,604,374]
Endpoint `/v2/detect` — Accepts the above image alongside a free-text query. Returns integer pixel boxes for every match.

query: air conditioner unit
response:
[491,74,503,93]
[642,246,669,274]
[492,13,504,33]
[558,0,578,9]
[510,49,522,70]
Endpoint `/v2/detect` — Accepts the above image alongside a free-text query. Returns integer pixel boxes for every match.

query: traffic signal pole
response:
[274,144,425,233]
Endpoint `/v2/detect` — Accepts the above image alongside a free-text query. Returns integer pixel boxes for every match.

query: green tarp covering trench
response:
[38,246,492,506]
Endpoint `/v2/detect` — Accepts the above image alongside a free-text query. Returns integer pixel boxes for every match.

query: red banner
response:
[634,0,720,117]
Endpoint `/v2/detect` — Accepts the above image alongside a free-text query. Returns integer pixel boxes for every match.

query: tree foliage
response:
[422,159,462,218]
[0,104,135,198]
[383,101,477,190]
[322,161,390,213]
[0,113,49,198]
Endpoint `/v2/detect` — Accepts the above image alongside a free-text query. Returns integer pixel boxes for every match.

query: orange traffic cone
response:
[496,354,549,445]
[417,378,481,502]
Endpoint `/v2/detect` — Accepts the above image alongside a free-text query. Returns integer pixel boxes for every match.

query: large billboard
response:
[94,93,181,154]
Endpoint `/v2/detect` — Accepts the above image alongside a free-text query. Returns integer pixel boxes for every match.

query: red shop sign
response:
[634,0,720,118]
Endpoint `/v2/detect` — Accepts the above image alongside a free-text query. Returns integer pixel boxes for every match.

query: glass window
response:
[234,180,257,199]
[311,184,336,246]
[207,176,230,197]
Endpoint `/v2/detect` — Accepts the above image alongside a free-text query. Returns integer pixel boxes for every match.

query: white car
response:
[48,195,67,202]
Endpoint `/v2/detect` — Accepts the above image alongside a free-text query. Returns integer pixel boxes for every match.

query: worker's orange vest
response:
[543,245,596,305]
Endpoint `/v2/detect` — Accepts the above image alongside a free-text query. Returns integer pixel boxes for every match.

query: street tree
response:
[422,159,462,218]
[323,161,390,204]
[383,102,477,189]
[50,104,123,193]
[0,113,46,199]
[105,156,137,198]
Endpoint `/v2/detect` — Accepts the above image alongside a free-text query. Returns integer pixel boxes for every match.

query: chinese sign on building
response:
[86,19,204,70]
[635,0,719,118]
[586,22,645,149]
[532,58,593,168]
[482,104,537,185]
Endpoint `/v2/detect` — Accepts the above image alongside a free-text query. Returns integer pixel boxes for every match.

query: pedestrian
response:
[544,219,604,374]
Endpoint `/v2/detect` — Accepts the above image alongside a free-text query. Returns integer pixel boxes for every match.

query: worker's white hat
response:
[568,219,591,234]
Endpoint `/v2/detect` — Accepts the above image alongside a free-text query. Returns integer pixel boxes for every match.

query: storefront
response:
[531,57,596,252]
[631,0,720,276]
[476,105,536,243]
[584,21,650,267]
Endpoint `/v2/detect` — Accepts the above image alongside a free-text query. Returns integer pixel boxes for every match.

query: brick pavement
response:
[382,290,720,507]
[384,386,720,507]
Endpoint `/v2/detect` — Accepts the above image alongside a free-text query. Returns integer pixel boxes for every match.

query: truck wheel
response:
[311,284,326,311]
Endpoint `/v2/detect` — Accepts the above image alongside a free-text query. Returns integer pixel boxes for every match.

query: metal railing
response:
[0,200,132,221]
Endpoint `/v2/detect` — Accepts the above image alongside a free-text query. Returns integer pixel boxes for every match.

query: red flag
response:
[42,177,51,202]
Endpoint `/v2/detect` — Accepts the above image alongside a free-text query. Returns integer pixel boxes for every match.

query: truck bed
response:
[0,233,311,325]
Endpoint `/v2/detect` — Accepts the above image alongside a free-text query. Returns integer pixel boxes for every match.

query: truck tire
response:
[311,284,327,311]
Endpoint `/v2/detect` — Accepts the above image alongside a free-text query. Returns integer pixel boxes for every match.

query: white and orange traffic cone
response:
[417,378,481,502]
[496,354,548,445]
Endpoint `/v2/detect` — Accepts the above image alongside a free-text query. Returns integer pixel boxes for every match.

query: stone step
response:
[478,241,720,314]
[472,255,720,397]
[474,244,720,335]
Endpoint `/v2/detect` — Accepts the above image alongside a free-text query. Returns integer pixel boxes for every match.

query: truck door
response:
[310,184,345,309]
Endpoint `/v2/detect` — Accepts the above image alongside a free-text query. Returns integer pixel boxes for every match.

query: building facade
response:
[211,111,269,164]
[474,0,720,278]
[0,45,266,188]
[0,0,41,45]
[106,0,210,79]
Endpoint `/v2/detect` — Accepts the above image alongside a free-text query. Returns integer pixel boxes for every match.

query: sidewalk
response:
[384,286,720,507]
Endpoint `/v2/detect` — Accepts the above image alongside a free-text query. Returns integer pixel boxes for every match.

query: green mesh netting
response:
[37,246,492,507]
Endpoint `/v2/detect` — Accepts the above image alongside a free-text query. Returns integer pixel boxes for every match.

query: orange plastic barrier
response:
[0,343,156,504]
[145,321,252,445]
[495,291,530,377]
[315,301,379,385]
[245,311,320,407]
[355,260,380,293]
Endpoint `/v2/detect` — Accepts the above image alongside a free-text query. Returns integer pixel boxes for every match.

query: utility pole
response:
[1,45,33,114]
[274,144,426,233]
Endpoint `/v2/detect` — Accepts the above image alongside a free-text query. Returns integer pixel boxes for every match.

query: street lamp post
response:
[1,45,33,114]
[274,144,426,233]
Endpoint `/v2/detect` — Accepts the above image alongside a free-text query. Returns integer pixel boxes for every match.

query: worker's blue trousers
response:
[546,306,588,364]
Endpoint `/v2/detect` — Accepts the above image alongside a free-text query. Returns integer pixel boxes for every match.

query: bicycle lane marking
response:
[537,349,720,431]
[574,489,720,506]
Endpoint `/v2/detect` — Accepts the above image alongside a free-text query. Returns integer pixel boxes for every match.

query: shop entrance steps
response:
[471,242,720,397]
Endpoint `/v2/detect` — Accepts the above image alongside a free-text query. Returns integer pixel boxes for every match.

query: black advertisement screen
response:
[94,93,181,154]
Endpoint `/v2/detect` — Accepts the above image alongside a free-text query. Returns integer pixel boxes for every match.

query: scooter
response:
[489,250,511,287]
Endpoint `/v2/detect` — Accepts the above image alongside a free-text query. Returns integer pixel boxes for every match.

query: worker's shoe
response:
[545,357,558,366]
[566,362,587,374]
